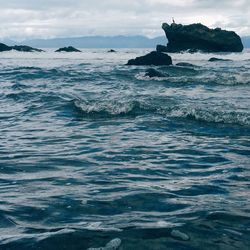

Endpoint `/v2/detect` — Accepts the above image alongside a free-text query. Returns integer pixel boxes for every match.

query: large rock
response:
[0,43,12,52]
[12,45,44,52]
[55,46,81,52]
[126,51,172,66]
[162,23,243,53]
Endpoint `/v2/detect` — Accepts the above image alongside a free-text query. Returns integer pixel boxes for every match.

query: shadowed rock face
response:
[12,45,44,52]
[126,51,172,66]
[156,44,168,53]
[55,46,81,52]
[0,43,12,52]
[162,23,244,53]
[0,43,44,52]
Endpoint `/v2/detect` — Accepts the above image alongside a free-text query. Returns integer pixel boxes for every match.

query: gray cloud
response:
[0,0,248,39]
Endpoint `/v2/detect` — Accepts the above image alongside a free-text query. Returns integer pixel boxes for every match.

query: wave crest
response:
[72,98,156,117]
[69,98,250,126]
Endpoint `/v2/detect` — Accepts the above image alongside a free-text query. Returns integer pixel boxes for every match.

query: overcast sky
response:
[0,0,249,40]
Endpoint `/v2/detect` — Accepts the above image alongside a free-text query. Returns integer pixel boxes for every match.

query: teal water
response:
[0,49,250,250]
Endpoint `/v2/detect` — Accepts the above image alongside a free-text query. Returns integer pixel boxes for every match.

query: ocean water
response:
[0,49,250,250]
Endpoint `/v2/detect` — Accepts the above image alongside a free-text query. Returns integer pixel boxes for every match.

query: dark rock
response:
[162,23,243,53]
[0,43,12,52]
[145,68,168,78]
[156,44,168,53]
[12,45,44,52]
[108,49,117,53]
[126,51,172,66]
[176,62,195,67]
[208,57,232,62]
[0,43,44,52]
[55,46,81,52]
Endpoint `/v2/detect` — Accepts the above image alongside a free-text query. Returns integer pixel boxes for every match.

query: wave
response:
[136,70,250,86]
[69,98,250,126]
[0,67,88,81]
[168,106,250,126]
[0,228,75,245]
[72,98,157,117]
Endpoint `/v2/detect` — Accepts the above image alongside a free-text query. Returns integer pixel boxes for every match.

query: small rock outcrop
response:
[145,68,168,78]
[108,49,117,53]
[55,46,81,52]
[126,51,172,66]
[12,45,44,52]
[176,62,195,67]
[161,23,243,53]
[208,57,232,62]
[156,44,168,53]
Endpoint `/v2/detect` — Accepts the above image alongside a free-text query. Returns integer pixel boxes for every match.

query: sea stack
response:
[160,23,244,53]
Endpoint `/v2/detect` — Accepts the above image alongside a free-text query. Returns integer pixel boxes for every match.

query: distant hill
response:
[16,36,167,48]
[1,35,249,49]
[242,36,250,48]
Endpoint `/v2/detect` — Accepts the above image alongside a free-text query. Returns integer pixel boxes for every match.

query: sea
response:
[0,49,249,250]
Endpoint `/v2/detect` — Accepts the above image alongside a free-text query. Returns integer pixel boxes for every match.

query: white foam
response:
[87,238,122,250]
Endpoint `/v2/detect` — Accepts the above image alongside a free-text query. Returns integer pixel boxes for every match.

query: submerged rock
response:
[156,44,168,53]
[162,23,243,53]
[176,62,195,67]
[127,51,172,66]
[87,238,121,250]
[12,45,44,52]
[208,57,232,62]
[145,68,168,78]
[55,46,81,52]
[0,43,12,52]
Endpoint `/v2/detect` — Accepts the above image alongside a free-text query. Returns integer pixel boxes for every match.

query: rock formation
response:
[126,51,172,66]
[161,23,243,53]
[156,44,168,53]
[0,43,44,52]
[55,46,81,52]
[0,43,12,52]
[108,49,117,53]
[145,68,169,78]
[12,45,44,52]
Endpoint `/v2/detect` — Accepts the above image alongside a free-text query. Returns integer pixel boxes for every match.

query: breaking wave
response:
[69,98,250,126]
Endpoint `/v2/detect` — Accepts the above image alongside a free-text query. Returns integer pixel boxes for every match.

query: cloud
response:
[0,0,249,39]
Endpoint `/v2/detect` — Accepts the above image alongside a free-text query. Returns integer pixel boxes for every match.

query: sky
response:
[0,0,249,40]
